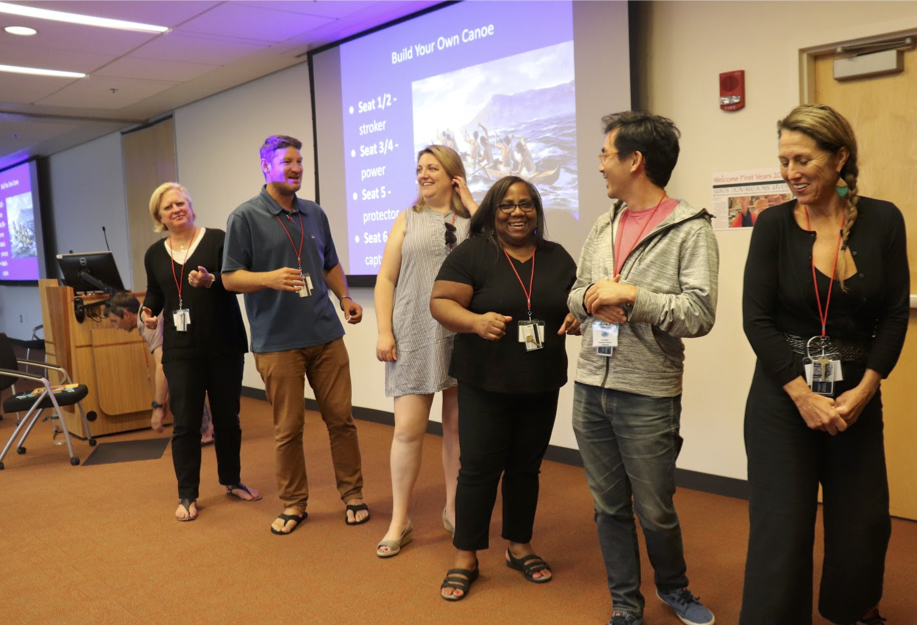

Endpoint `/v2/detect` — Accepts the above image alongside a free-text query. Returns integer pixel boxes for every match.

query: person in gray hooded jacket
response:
[567,112,718,625]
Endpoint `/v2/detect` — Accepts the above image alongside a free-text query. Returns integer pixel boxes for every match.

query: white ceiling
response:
[0,0,439,166]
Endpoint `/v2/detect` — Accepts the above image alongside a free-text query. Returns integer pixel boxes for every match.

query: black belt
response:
[784,333,867,362]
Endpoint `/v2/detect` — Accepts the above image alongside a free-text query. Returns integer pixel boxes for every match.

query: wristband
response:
[340,295,352,311]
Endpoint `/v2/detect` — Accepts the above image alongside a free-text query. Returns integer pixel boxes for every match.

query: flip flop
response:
[345,502,370,526]
[505,551,553,583]
[226,483,262,501]
[270,510,307,535]
[176,498,197,522]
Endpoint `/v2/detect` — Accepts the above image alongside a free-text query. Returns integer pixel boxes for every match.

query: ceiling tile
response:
[95,56,219,83]
[176,2,335,43]
[235,1,377,19]
[0,116,80,143]
[35,75,179,110]
[129,30,270,65]
[0,71,80,104]
[0,40,112,73]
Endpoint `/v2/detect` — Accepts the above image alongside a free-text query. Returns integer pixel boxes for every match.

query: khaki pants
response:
[254,338,364,510]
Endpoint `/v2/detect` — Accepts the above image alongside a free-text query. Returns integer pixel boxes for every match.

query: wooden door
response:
[815,47,917,520]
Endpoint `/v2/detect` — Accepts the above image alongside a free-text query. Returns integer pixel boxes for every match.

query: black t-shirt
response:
[143,228,248,363]
[435,235,577,394]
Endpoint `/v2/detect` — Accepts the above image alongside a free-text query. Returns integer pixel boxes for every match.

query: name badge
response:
[592,321,618,358]
[518,320,545,352]
[803,336,843,396]
[172,308,191,332]
[299,272,314,298]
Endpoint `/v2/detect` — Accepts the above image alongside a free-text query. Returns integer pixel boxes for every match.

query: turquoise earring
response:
[836,177,849,198]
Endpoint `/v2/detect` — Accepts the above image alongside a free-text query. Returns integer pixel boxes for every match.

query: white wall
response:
[639,1,917,479]
[0,285,42,338]
[47,133,131,285]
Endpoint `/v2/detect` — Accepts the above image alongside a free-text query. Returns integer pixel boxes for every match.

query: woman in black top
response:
[740,105,909,625]
[431,176,580,600]
[142,182,261,522]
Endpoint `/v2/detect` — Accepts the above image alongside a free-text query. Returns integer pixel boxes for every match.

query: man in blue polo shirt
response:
[223,134,370,535]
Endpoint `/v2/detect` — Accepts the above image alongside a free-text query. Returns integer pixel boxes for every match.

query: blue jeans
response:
[572,382,688,616]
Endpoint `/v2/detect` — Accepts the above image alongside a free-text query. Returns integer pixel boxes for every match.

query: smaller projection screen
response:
[0,160,46,283]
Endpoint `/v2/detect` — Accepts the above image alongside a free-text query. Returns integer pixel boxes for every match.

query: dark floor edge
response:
[241,385,749,501]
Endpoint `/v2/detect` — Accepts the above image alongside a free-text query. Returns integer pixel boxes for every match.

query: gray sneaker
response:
[656,588,715,625]
[607,613,644,625]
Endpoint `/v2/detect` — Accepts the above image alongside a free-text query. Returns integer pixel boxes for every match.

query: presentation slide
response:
[0,161,42,282]
[313,1,631,278]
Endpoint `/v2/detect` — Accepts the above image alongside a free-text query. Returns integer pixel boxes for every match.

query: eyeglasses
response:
[496,201,536,214]
[597,151,619,165]
[444,222,457,248]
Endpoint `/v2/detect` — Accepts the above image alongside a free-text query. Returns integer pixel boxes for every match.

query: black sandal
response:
[440,561,480,601]
[506,551,552,583]
[270,510,307,535]
[176,498,197,522]
[344,502,370,525]
[226,483,262,501]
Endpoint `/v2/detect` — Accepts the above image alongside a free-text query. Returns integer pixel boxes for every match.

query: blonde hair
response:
[777,104,859,289]
[412,145,470,217]
[149,182,194,233]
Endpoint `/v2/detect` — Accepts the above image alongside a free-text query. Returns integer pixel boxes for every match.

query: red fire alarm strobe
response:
[720,70,745,111]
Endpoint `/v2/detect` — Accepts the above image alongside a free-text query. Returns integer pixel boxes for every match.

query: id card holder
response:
[518,320,545,351]
[803,336,841,396]
[299,272,314,298]
[172,308,191,332]
[592,321,618,358]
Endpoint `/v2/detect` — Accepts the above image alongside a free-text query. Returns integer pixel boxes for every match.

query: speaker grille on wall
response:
[719,70,745,111]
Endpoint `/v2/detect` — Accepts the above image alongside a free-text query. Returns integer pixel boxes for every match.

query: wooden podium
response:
[38,280,169,437]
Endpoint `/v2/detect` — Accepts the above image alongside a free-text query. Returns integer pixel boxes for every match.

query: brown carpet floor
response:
[0,395,915,625]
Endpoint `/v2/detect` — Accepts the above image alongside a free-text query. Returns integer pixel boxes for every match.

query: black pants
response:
[163,354,245,500]
[453,384,558,552]
[740,361,890,625]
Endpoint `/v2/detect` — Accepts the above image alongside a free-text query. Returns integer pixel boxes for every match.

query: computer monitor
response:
[56,251,124,294]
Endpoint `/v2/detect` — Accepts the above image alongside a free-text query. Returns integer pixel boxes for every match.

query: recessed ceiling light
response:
[4,25,37,36]
[0,63,85,78]
[0,2,168,33]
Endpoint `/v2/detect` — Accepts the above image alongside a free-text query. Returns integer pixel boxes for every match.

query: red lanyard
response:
[277,211,305,271]
[168,227,196,309]
[503,247,536,320]
[613,193,666,276]
[804,206,845,337]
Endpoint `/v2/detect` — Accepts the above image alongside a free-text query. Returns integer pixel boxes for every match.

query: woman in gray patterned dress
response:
[374,145,478,557]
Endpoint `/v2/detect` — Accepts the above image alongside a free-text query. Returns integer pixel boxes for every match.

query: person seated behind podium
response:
[104,291,214,445]
[142,181,260,522]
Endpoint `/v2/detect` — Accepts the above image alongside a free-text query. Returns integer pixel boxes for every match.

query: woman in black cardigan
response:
[740,105,909,625]
[142,182,261,521]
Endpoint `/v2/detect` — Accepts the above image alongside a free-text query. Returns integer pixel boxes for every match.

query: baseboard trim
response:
[241,385,749,501]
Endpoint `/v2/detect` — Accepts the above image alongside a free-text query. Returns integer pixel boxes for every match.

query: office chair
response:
[0,333,97,469]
